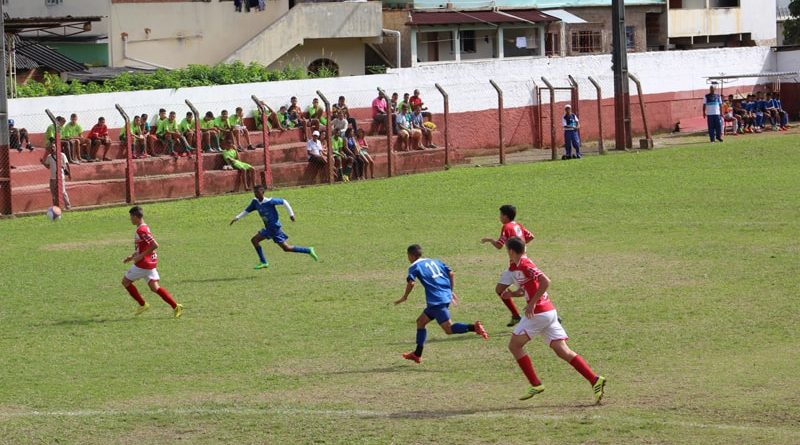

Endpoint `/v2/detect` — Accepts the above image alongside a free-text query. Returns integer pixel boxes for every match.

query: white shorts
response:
[498,270,515,286]
[512,310,568,344]
[125,265,160,282]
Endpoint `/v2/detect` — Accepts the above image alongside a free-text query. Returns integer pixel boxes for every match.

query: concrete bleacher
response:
[9,120,462,213]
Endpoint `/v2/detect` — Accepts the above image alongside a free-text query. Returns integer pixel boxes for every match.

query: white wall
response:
[776,48,800,72]
[742,0,777,42]
[9,46,777,133]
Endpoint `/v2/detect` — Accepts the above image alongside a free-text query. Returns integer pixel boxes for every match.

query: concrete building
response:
[777,0,793,46]
[667,0,777,48]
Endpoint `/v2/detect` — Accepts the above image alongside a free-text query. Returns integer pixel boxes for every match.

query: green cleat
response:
[309,247,319,262]
[134,302,150,316]
[592,376,606,405]
[519,385,545,401]
[174,304,184,319]
[254,262,269,270]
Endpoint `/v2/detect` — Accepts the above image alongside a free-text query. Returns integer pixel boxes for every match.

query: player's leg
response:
[573,132,582,158]
[251,231,270,269]
[508,332,544,399]
[122,268,149,314]
[544,311,605,403]
[497,272,521,326]
[147,277,183,318]
[403,311,433,363]
[436,306,488,339]
[275,230,317,261]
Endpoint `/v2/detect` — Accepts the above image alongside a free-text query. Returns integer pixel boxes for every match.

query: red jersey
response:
[88,123,108,139]
[409,96,423,109]
[498,221,534,246]
[134,223,158,269]
[508,255,555,314]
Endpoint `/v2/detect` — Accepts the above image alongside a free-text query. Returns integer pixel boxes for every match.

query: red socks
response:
[569,355,597,384]
[125,284,146,306]
[516,355,542,386]
[502,298,520,318]
[156,288,177,309]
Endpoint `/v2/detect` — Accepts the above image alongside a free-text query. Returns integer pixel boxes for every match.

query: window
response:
[571,30,602,54]
[307,59,339,77]
[709,0,739,7]
[545,32,560,56]
[460,30,476,53]
[45,0,63,5]
[626,26,635,50]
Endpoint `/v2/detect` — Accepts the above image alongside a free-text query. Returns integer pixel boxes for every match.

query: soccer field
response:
[1,133,799,444]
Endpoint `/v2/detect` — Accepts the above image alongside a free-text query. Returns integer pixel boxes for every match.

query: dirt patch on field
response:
[41,238,130,251]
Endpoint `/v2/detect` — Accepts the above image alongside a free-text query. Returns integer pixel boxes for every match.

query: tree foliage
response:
[783,0,800,45]
[16,62,333,98]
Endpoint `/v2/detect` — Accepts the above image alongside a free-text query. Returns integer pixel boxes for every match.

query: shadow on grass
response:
[319,365,442,376]
[38,317,143,327]
[175,276,258,284]
[363,403,599,420]
[388,331,511,346]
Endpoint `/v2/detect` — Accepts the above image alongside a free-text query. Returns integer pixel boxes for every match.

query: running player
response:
[122,206,183,318]
[229,185,318,269]
[395,244,488,364]
[503,237,605,403]
[481,204,535,326]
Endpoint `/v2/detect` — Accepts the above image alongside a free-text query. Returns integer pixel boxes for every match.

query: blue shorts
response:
[423,304,451,325]
[258,226,289,244]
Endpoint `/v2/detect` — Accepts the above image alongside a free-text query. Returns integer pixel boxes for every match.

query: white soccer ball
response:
[46,206,62,221]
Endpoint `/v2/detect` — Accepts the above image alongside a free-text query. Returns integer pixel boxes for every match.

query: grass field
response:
[1,132,799,444]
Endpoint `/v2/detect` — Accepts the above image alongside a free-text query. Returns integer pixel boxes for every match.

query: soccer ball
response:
[46,206,62,221]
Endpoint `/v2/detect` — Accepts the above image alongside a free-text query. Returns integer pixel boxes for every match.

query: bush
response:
[15,62,335,98]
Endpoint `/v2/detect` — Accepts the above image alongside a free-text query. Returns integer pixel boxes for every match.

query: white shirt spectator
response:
[307,138,323,157]
[43,152,69,180]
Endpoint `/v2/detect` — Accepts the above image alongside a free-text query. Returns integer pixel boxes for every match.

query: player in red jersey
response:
[503,236,605,403]
[121,206,183,318]
[481,204,535,326]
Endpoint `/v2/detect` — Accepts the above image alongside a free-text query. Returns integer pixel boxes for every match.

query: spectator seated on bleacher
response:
[165,111,194,157]
[221,134,255,191]
[410,89,431,119]
[149,109,169,156]
[215,110,235,149]
[305,98,327,139]
[371,91,389,135]
[230,107,254,151]
[306,130,327,168]
[63,113,88,164]
[9,119,32,152]
[331,111,348,138]
[773,92,790,129]
[288,96,308,141]
[354,128,374,180]
[253,102,285,134]
[201,111,223,153]
[332,96,357,131]
[330,130,354,183]
[120,115,148,158]
[88,117,113,161]
[394,104,414,152]
[721,99,740,136]
[179,112,197,149]
[411,106,436,149]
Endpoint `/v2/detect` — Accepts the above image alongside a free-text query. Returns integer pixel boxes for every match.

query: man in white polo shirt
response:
[703,85,723,143]
[41,145,72,210]
[306,130,327,167]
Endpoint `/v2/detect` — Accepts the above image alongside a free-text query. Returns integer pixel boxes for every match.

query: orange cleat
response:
[474,321,489,340]
[402,352,421,364]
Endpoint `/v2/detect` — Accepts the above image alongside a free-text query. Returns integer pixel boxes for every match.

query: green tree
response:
[783,0,800,44]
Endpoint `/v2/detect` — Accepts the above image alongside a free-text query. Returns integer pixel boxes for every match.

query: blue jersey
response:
[244,197,288,229]
[407,258,453,307]
[756,100,767,112]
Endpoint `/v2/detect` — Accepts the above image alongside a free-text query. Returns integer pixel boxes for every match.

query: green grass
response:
[1,133,799,444]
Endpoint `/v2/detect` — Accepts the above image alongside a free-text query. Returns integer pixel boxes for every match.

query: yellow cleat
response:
[174,304,184,319]
[134,302,150,316]
[519,385,545,401]
[593,376,606,405]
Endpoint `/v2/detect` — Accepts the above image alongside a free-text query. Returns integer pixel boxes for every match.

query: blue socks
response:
[452,323,470,334]
[255,245,267,264]
[414,329,427,356]
[291,246,311,254]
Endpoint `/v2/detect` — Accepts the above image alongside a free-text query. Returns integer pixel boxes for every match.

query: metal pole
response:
[588,76,606,155]
[568,75,580,117]
[45,109,63,209]
[316,90,334,184]
[0,7,11,215]
[628,72,653,149]
[185,100,204,197]
[377,87,393,178]
[115,104,135,203]
[489,80,505,165]
[251,95,273,188]
[434,83,450,169]
[531,80,539,149]
[541,77,558,161]
[612,0,632,150]
[537,85,543,149]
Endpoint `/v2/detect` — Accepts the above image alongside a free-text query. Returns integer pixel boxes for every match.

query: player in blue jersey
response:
[394,244,488,363]
[229,185,318,269]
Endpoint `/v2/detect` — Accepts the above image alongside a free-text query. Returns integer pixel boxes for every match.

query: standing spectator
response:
[306,130,327,167]
[703,86,723,143]
[409,89,430,118]
[88,117,113,161]
[222,134,256,190]
[561,105,581,159]
[201,111,222,152]
[355,128,374,179]
[332,95,357,131]
[46,116,73,162]
[9,119,32,152]
[371,91,389,135]
[179,112,197,149]
[230,107,255,151]
[41,145,71,210]
[121,115,147,158]
[63,113,87,163]
[411,106,436,149]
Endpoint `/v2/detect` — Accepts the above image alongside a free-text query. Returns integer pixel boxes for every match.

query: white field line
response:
[0,406,796,434]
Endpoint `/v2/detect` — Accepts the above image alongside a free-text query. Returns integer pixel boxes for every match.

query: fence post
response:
[316,90,334,184]
[44,109,64,209]
[251,95,273,188]
[540,77,558,161]
[588,76,606,155]
[568,75,580,117]
[531,80,540,149]
[115,104,135,203]
[628,72,653,149]
[377,87,393,177]
[489,80,505,165]
[434,83,450,169]
[185,100,204,197]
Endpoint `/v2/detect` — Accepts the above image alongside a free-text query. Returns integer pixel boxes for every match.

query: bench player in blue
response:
[230,185,318,269]
[394,244,488,363]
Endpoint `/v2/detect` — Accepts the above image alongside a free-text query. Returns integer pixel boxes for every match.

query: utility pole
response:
[0,2,12,215]
[611,0,632,150]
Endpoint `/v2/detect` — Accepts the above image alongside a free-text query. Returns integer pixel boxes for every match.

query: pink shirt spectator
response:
[372,96,387,117]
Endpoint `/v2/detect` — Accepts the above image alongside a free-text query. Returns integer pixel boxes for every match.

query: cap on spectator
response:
[564,105,572,109]
[8,119,14,126]
[312,130,320,137]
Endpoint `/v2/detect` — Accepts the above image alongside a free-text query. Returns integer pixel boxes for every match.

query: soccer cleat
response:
[402,352,421,364]
[507,316,522,327]
[174,304,184,319]
[592,376,606,405]
[474,321,489,340]
[519,385,545,400]
[254,262,270,270]
[309,247,319,262]
[134,302,150,316]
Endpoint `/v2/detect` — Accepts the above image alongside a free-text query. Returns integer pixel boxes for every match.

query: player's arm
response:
[447,269,459,306]
[394,280,415,305]
[230,201,257,225]
[124,238,159,263]
[281,200,296,222]
[481,237,504,249]
[524,272,550,318]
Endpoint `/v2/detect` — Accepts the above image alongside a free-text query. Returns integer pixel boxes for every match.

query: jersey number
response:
[425,261,445,279]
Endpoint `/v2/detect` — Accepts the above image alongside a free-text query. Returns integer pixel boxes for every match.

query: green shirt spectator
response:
[155,118,170,137]
[62,122,82,138]
[179,118,194,133]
